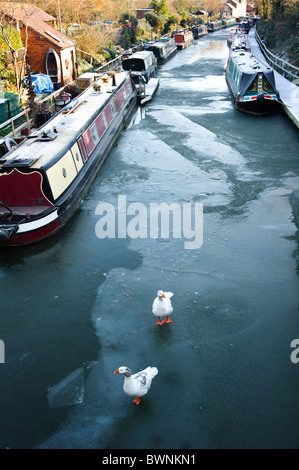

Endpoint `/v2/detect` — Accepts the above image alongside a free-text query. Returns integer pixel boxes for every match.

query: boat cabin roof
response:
[124,50,155,61]
[157,36,174,43]
[231,50,273,74]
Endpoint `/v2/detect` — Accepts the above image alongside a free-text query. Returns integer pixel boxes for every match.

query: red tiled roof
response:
[0,2,76,49]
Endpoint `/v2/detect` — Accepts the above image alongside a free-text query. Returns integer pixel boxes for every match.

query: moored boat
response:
[172,30,194,50]
[223,17,237,28]
[225,50,281,115]
[228,30,251,51]
[145,36,177,65]
[121,50,158,105]
[0,71,137,246]
[191,24,208,40]
[207,20,222,32]
[122,50,157,85]
[237,19,251,34]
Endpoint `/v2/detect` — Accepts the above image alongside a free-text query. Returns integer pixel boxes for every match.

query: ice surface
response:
[47,368,84,408]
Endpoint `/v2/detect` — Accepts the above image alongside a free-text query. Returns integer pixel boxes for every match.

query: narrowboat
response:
[228,30,251,51]
[0,71,138,246]
[223,17,237,28]
[172,30,194,50]
[237,20,251,34]
[225,50,281,115]
[122,51,157,85]
[145,36,177,65]
[207,20,222,32]
[227,28,236,46]
[191,24,208,40]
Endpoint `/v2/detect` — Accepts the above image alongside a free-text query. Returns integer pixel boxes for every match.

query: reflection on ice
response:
[47,368,84,408]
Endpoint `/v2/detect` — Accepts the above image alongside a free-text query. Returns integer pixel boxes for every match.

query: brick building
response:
[135,8,154,20]
[0,2,77,88]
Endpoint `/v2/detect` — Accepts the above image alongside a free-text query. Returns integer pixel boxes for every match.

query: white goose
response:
[152,290,174,325]
[114,366,158,405]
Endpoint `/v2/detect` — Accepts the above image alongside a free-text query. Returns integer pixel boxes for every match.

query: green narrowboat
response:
[225,50,281,115]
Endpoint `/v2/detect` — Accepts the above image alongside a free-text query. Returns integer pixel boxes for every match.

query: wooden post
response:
[11,119,15,137]
[26,109,30,129]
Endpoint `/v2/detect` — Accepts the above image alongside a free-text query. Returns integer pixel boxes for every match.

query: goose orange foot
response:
[156,317,164,325]
[133,397,141,405]
[164,316,173,324]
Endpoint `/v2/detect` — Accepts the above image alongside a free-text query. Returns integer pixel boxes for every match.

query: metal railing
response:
[255,29,299,82]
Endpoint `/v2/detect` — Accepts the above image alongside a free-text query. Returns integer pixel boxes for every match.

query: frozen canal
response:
[1,29,299,450]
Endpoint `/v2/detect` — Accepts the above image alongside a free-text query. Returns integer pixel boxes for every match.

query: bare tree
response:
[0,1,34,93]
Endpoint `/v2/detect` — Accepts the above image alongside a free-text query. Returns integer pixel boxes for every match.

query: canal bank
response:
[249,27,299,128]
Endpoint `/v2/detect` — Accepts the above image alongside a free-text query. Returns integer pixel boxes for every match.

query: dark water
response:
[1,29,299,450]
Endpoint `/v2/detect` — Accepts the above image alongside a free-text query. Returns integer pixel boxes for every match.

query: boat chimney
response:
[109,71,116,87]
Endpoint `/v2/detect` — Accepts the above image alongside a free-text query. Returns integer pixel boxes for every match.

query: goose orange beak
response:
[114,369,119,374]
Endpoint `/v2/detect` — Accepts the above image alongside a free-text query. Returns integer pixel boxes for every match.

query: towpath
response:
[249,27,299,128]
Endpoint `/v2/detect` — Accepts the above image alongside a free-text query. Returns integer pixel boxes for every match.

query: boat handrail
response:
[255,29,299,82]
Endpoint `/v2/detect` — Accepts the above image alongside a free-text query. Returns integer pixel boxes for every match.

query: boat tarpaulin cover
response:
[239,69,277,96]
[24,74,54,94]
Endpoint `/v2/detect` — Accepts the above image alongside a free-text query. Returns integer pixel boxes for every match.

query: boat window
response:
[110,100,116,116]
[122,59,145,72]
[230,61,237,82]
[263,77,273,91]
[248,79,257,92]
[102,112,108,128]
[90,123,99,145]
[231,63,235,79]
